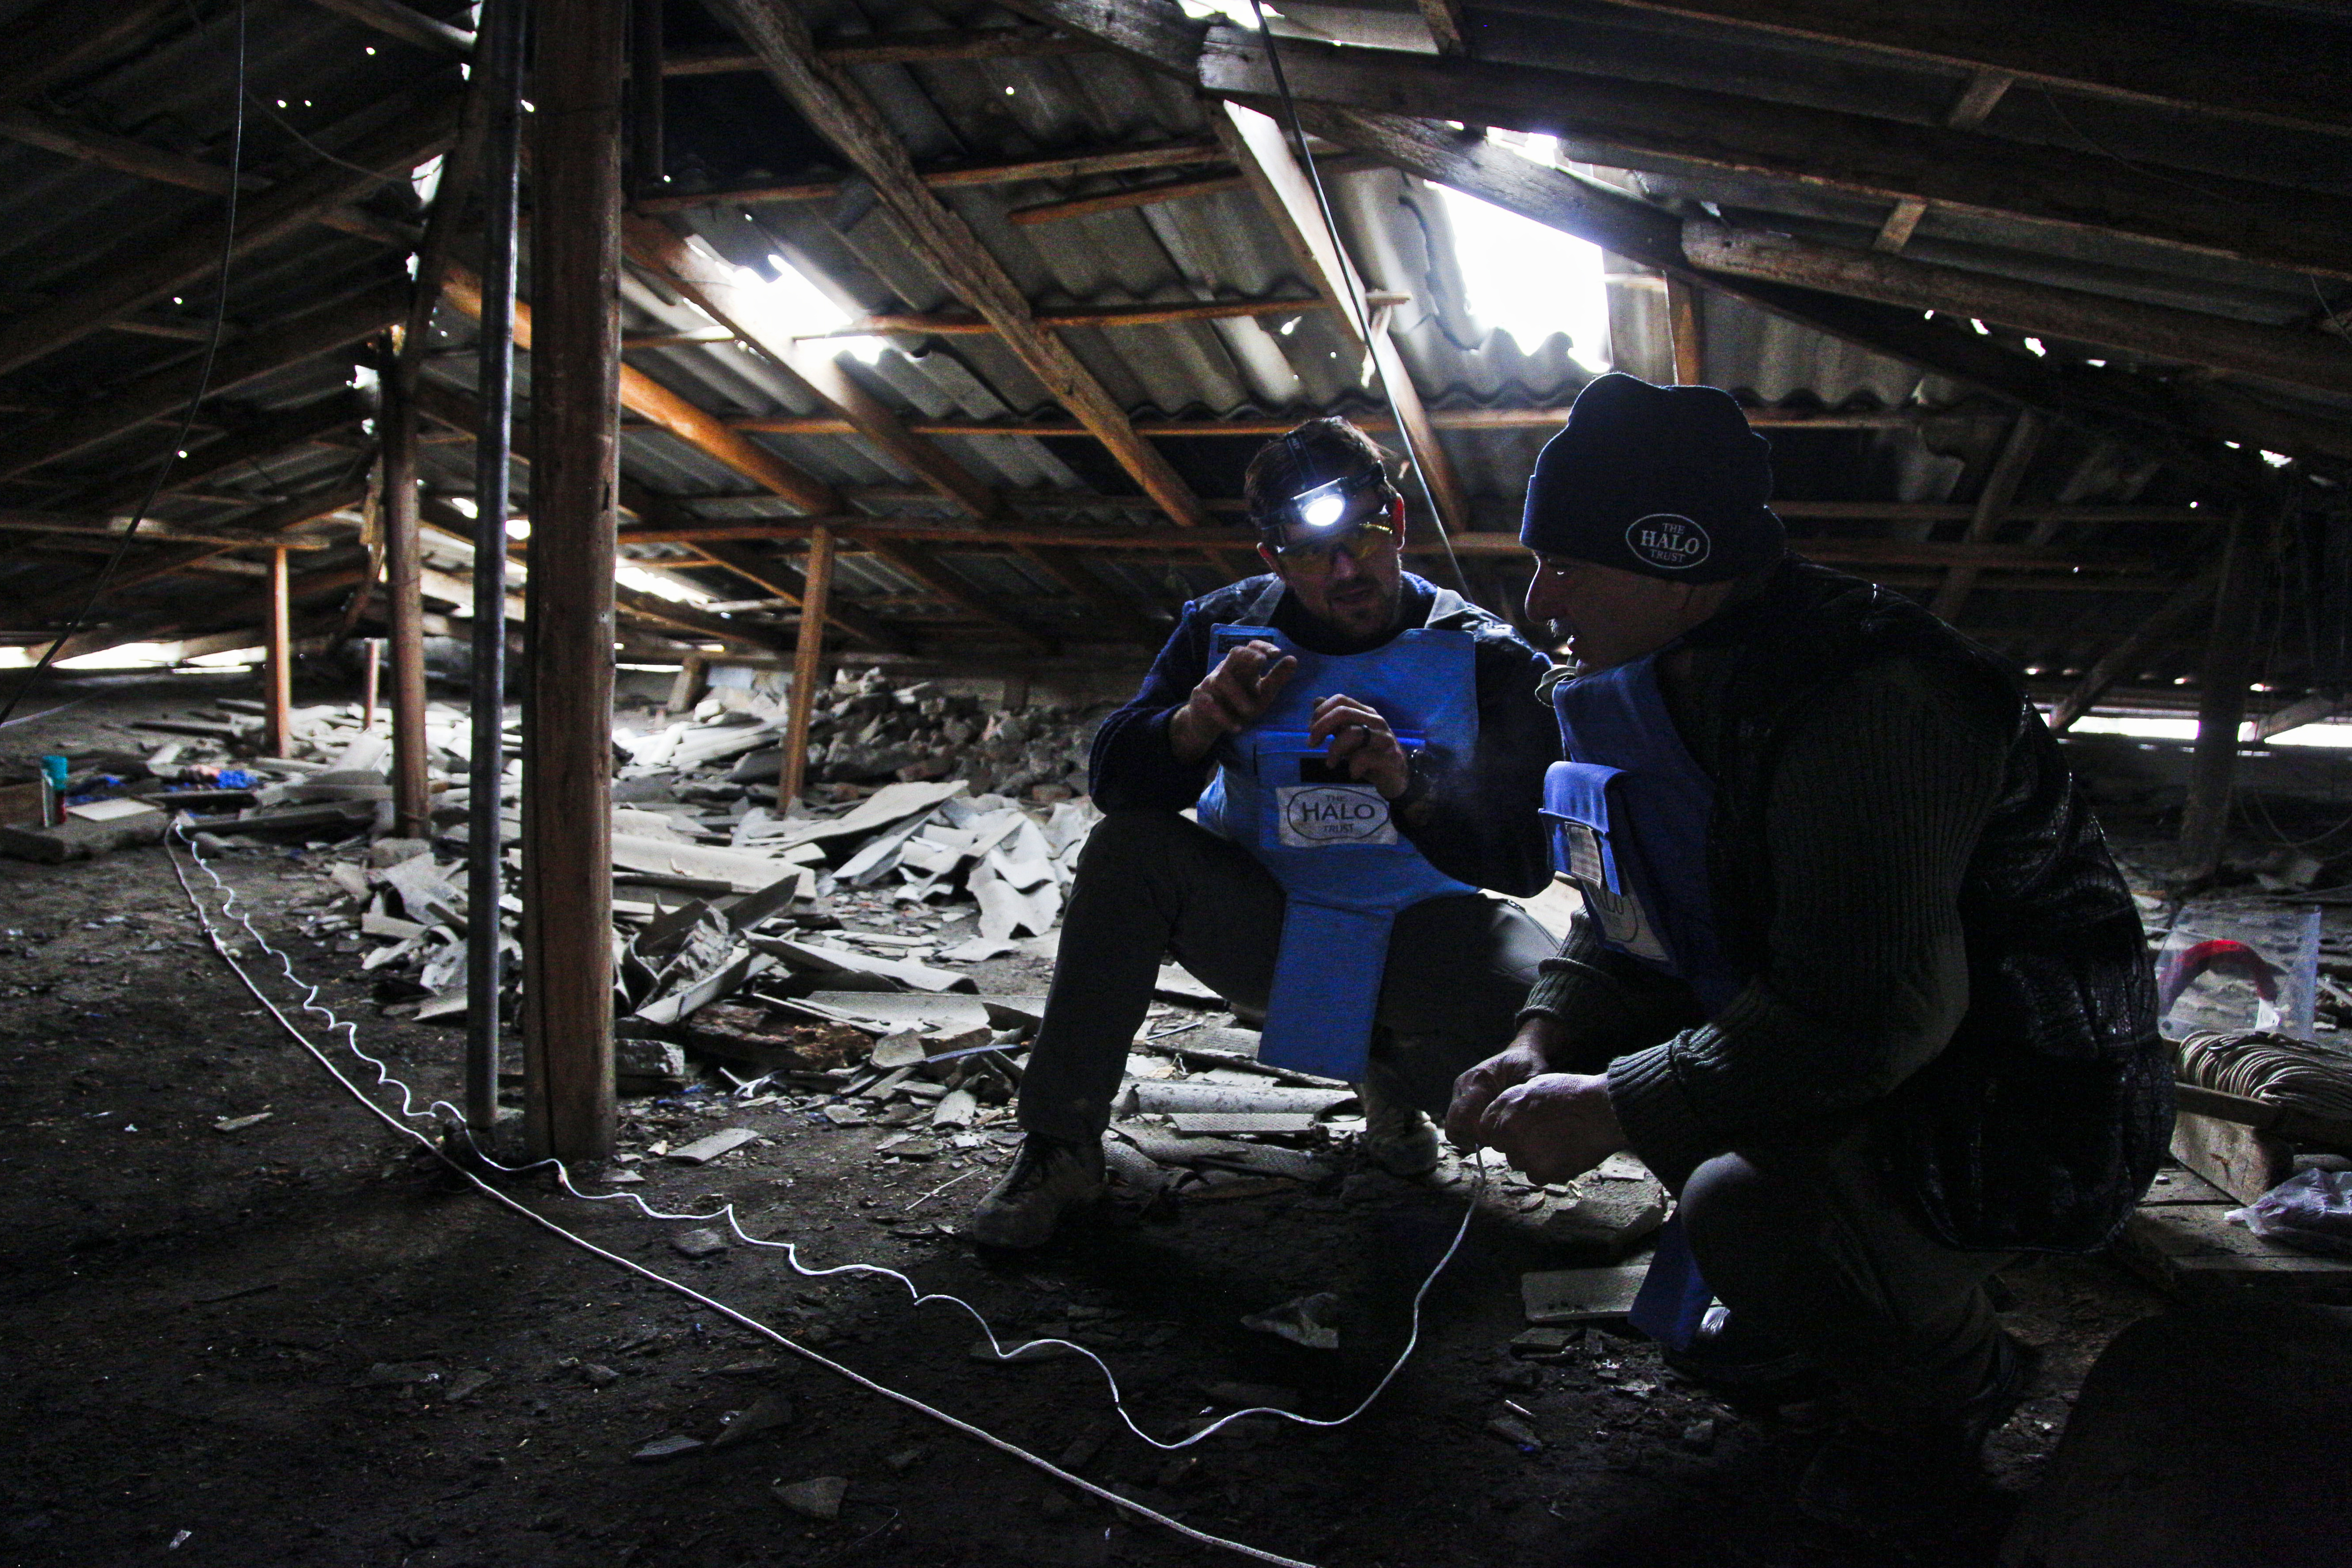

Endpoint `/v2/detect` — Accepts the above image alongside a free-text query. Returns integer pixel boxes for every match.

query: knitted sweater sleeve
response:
[1587,660,2007,1187]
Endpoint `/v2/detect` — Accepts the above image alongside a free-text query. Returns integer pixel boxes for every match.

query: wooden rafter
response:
[621,215,1159,647]
[0,98,461,380]
[4,483,370,625]
[664,26,1098,75]
[1192,27,2352,283]
[65,389,370,513]
[0,0,177,118]
[406,376,911,652]
[631,138,1223,214]
[707,0,1214,531]
[299,0,473,56]
[1578,0,2352,139]
[0,280,409,481]
[1685,223,2352,401]
[1217,102,1473,543]
[1929,410,2044,622]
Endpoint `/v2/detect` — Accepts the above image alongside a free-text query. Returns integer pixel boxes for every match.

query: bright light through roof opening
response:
[1436,144,1611,375]
[617,566,716,605]
[741,255,885,364]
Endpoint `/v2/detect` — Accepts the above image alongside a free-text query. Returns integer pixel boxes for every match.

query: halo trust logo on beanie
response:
[1626,513,1710,571]
[1520,373,1785,583]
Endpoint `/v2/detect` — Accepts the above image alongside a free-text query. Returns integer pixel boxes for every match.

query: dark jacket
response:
[1089,572,1560,896]
[1533,559,2169,1252]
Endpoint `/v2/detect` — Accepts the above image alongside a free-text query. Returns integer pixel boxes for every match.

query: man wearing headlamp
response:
[968,417,1562,1248]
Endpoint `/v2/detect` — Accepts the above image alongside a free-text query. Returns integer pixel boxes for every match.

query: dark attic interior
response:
[4,0,2352,1564]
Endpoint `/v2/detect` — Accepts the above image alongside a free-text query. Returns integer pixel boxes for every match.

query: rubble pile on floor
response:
[12,670,1664,1247]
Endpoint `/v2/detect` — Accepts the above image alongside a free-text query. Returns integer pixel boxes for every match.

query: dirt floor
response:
[0,671,2182,1568]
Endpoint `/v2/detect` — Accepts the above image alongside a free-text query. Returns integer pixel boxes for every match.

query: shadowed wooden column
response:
[778,524,834,807]
[379,367,431,836]
[2180,513,2267,880]
[521,0,623,1162]
[264,546,292,757]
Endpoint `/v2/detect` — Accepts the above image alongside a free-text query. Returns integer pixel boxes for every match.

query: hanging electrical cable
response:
[1242,0,1475,601]
[0,0,250,723]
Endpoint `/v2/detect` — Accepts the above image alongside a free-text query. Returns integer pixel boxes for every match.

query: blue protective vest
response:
[1544,651,1742,1348]
[1195,582,1480,1082]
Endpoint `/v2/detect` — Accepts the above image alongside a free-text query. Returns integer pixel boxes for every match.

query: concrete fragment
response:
[669,1228,728,1258]
[1521,1263,1650,1324]
[667,1127,759,1164]
[631,1434,705,1462]
[1239,1291,1342,1350]
[774,1476,847,1520]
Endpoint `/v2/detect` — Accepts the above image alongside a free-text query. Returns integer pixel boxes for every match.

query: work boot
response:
[966,1132,1106,1249]
[1661,1303,1823,1403]
[1359,1063,1441,1177]
[1795,1331,2041,1533]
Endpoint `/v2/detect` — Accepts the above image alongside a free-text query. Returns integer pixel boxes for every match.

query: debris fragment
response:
[667,1127,760,1165]
[631,1434,706,1462]
[773,1475,848,1520]
[1239,1291,1342,1350]
[669,1228,729,1258]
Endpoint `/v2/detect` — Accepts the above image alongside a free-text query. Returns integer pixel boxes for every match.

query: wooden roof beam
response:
[1193,27,2352,283]
[4,482,370,627]
[1685,223,2352,400]
[620,217,1163,648]
[665,25,1098,74]
[298,0,474,57]
[631,138,1224,214]
[407,374,917,653]
[1929,409,2044,620]
[1573,0,2352,140]
[683,540,914,654]
[0,0,177,117]
[0,280,408,481]
[65,388,372,514]
[441,261,841,514]
[0,98,461,380]
[1218,101,1472,543]
[707,0,1215,532]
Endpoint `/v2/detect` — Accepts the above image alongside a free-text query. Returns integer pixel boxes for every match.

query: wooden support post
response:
[361,636,380,730]
[2047,568,2219,733]
[380,369,431,838]
[780,525,834,806]
[1930,409,2044,623]
[1665,273,1705,384]
[521,0,623,1164]
[2181,515,2268,879]
[265,547,293,757]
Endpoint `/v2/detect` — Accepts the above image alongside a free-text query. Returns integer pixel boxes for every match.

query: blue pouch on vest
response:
[1196,620,1478,1082]
[1547,654,1745,1351]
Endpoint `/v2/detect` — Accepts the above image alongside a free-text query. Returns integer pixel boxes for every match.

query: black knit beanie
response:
[1519,372,1784,583]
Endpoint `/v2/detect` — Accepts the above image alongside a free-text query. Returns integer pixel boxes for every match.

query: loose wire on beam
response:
[163,819,1489,1567]
[0,0,251,723]
[1243,0,1474,602]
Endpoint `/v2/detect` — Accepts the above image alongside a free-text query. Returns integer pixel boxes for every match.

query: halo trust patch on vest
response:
[1626,513,1710,571]
[1275,784,1398,848]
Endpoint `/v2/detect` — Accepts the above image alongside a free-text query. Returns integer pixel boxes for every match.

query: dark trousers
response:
[1677,1133,2013,1431]
[1017,811,1555,1143]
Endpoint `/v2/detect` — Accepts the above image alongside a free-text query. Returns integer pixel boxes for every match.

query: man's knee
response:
[1072,809,1223,880]
[1679,1152,1798,1257]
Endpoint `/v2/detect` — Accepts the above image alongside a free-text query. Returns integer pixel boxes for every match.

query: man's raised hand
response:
[1307,693,1410,799]
[1168,639,1298,763]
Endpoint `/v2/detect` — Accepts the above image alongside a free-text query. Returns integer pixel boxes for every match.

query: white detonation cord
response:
[166,821,1488,1568]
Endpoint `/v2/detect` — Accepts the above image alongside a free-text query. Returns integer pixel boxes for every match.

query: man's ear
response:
[1387,494,1408,547]
[1257,540,1285,577]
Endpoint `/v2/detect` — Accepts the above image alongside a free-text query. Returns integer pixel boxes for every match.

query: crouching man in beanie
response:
[967,417,1561,1248]
[1447,373,2169,1528]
